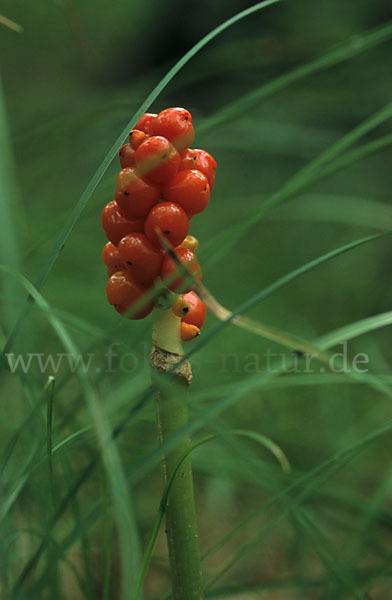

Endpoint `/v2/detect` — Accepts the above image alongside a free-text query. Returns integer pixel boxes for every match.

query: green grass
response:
[1,0,392,598]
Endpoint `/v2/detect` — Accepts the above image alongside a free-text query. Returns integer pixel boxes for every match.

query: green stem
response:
[150,309,204,600]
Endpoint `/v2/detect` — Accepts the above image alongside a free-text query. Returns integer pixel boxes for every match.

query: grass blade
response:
[199,21,392,135]
[0,0,284,361]
[0,267,140,600]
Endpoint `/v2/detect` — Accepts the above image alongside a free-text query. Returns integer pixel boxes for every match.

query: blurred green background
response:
[1,1,392,598]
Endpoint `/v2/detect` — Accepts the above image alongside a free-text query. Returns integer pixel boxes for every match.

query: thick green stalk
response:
[150,309,203,600]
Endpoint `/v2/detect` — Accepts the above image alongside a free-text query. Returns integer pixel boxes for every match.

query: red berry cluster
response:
[101,107,215,341]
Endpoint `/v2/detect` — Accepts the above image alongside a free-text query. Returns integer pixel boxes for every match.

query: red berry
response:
[115,167,160,218]
[118,144,136,168]
[180,148,216,188]
[150,107,194,151]
[128,129,147,149]
[102,242,127,276]
[102,201,144,245]
[106,270,153,319]
[162,169,210,215]
[144,202,189,248]
[135,113,157,135]
[118,233,163,284]
[181,291,206,328]
[160,247,202,292]
[181,322,200,341]
[135,136,180,184]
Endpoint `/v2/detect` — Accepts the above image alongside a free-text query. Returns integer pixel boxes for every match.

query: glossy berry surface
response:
[128,129,147,149]
[102,242,127,276]
[144,202,189,248]
[150,107,194,151]
[135,112,157,135]
[160,247,201,292]
[103,106,216,326]
[106,270,154,319]
[180,148,216,188]
[135,136,180,184]
[115,167,160,218]
[118,233,163,284]
[181,322,200,341]
[163,169,210,215]
[181,291,206,328]
[118,144,135,168]
[102,201,144,245]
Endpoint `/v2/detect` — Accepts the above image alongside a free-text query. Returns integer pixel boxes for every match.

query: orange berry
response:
[135,136,180,184]
[106,270,153,319]
[135,112,157,135]
[118,233,163,285]
[144,202,189,248]
[101,201,144,246]
[181,322,200,341]
[118,144,136,168]
[181,291,206,328]
[115,167,160,218]
[128,129,147,149]
[180,148,216,188]
[102,242,127,276]
[150,107,194,151]
[160,247,201,292]
[162,169,210,215]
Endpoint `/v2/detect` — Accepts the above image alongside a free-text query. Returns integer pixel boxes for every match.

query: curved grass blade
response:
[45,377,56,506]
[292,509,362,598]
[0,267,140,600]
[204,569,392,598]
[203,107,392,265]
[107,230,392,488]
[0,77,22,331]
[138,308,392,585]
[203,419,392,588]
[132,428,290,600]
[0,382,48,477]
[317,311,392,350]
[9,229,390,586]
[0,14,23,33]
[0,0,283,362]
[199,21,392,135]
[268,193,392,230]
[190,232,392,364]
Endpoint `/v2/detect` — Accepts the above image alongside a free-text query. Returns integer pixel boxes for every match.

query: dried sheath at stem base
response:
[149,346,192,384]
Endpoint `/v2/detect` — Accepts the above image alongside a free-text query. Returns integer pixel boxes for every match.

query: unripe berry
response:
[180,235,199,252]
[150,107,194,151]
[172,296,191,318]
[135,136,180,184]
[102,201,144,246]
[162,169,210,215]
[144,202,189,248]
[160,247,202,292]
[180,148,216,188]
[106,270,154,319]
[118,233,163,285]
[115,167,160,218]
